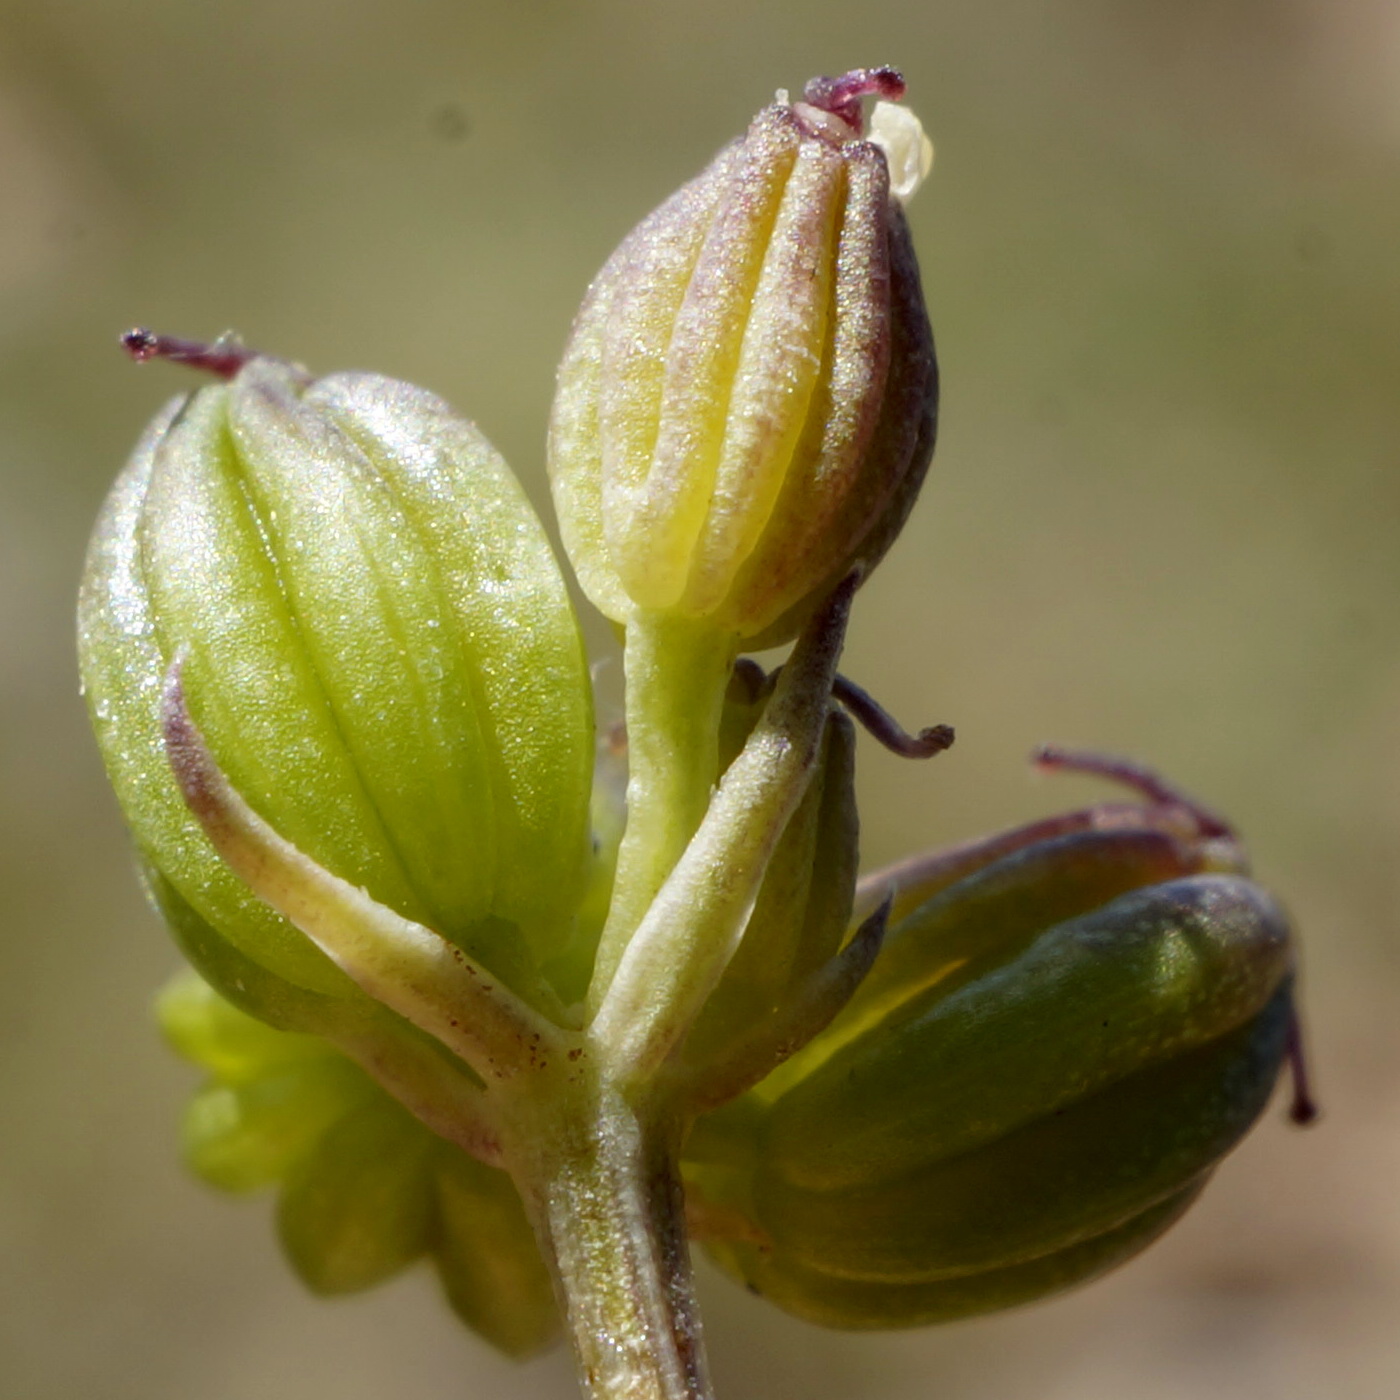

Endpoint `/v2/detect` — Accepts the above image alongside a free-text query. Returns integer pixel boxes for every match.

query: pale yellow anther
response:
[869,100,934,203]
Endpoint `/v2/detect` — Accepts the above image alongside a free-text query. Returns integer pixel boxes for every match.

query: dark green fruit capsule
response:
[695,872,1298,1326]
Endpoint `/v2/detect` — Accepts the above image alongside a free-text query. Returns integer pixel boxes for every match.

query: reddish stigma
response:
[1286,1009,1319,1127]
[801,67,906,134]
[120,328,257,379]
[1032,745,1237,841]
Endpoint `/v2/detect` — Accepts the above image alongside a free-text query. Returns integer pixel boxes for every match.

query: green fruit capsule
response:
[758,982,1293,1283]
[80,353,594,997]
[699,873,1297,1324]
[768,875,1292,1190]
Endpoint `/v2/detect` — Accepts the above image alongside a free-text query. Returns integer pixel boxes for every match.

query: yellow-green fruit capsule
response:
[161,967,556,1355]
[158,965,372,1193]
[549,69,938,647]
[80,351,594,998]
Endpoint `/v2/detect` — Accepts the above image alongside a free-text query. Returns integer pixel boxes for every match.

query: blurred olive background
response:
[2,1,1397,1397]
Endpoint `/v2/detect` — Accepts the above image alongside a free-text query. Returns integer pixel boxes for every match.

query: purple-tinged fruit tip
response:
[800,67,906,134]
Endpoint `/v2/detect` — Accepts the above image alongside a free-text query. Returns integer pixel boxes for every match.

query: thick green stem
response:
[588,616,735,1013]
[506,1079,713,1400]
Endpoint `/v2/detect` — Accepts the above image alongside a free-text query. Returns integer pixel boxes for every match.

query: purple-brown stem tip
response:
[121,327,257,380]
[801,67,905,134]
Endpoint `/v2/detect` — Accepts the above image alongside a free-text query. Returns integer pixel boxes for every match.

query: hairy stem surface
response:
[505,1077,712,1400]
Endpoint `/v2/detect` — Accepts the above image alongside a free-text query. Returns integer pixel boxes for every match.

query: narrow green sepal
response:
[680,705,860,1078]
[145,863,372,1037]
[154,882,502,1165]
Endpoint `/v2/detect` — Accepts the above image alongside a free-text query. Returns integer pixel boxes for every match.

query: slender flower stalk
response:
[586,617,737,1011]
[592,576,858,1085]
